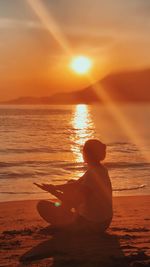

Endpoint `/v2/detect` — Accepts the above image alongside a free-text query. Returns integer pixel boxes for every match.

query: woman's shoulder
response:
[90,164,110,180]
[84,163,109,178]
[91,163,108,172]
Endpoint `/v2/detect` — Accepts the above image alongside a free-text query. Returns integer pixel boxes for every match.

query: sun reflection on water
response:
[71,104,94,162]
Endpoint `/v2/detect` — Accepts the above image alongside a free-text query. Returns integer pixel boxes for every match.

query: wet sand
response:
[0,196,150,267]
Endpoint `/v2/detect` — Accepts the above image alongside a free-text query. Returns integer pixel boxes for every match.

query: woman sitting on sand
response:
[34,139,113,233]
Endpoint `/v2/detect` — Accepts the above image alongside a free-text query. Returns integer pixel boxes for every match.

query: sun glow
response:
[70,56,92,74]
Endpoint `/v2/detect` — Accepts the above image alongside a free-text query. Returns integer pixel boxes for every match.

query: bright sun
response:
[70,56,92,75]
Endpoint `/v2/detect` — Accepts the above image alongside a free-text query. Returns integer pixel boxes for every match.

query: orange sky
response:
[0,0,150,101]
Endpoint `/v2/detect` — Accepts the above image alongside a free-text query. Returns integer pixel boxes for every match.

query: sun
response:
[70,56,92,75]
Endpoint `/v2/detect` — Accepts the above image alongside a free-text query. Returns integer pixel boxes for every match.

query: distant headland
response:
[1,68,150,104]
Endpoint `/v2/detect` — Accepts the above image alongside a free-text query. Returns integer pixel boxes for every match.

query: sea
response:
[0,104,150,202]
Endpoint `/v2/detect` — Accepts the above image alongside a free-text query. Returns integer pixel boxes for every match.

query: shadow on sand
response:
[20,229,125,267]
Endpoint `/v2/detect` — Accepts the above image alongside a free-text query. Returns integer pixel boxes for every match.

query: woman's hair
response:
[83,139,106,163]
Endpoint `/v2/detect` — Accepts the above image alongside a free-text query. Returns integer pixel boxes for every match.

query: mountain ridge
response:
[1,68,150,104]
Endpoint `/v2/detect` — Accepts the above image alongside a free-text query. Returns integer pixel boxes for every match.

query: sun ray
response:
[88,74,150,163]
[26,0,72,55]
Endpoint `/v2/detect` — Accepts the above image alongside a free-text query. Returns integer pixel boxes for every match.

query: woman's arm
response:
[55,174,86,190]
[34,183,55,192]
[34,182,64,200]
[34,173,86,193]
[54,182,77,191]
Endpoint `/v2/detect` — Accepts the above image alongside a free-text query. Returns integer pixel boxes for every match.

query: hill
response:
[1,68,150,104]
[0,87,99,105]
[100,68,150,102]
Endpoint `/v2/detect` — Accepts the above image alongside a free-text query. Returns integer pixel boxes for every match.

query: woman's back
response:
[77,164,113,223]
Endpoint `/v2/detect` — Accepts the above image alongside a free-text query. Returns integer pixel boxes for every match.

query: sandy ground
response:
[0,195,150,267]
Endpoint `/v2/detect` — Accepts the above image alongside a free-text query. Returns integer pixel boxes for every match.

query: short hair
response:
[83,139,106,163]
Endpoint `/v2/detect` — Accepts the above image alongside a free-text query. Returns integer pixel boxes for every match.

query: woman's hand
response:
[67,179,75,184]
[34,183,55,193]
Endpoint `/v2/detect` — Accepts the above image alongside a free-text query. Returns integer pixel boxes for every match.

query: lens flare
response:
[54,202,61,207]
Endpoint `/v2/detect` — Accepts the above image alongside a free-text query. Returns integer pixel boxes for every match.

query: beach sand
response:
[0,196,150,267]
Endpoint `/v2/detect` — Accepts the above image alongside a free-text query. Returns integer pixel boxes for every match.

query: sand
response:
[0,195,150,267]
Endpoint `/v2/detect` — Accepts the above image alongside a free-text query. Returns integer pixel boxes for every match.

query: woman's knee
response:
[37,200,50,212]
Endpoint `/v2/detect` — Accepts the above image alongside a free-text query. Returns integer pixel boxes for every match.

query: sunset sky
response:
[0,0,150,101]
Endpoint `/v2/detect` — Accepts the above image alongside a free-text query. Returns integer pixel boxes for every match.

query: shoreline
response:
[0,191,149,204]
[0,193,150,204]
[0,195,150,266]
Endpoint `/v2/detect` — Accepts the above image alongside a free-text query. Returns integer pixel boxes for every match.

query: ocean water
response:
[0,104,150,202]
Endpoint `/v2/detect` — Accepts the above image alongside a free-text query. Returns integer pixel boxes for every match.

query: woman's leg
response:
[48,187,64,201]
[47,188,71,208]
[37,200,75,226]
[70,216,112,233]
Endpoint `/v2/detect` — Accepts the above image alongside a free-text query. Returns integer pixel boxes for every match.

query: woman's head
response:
[83,139,106,164]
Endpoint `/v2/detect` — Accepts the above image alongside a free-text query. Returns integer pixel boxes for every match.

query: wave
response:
[0,172,40,179]
[0,160,57,168]
[0,147,70,154]
[105,162,150,169]
[113,184,146,191]
[0,161,150,181]
[0,191,47,195]
[0,160,149,170]
[0,108,71,116]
